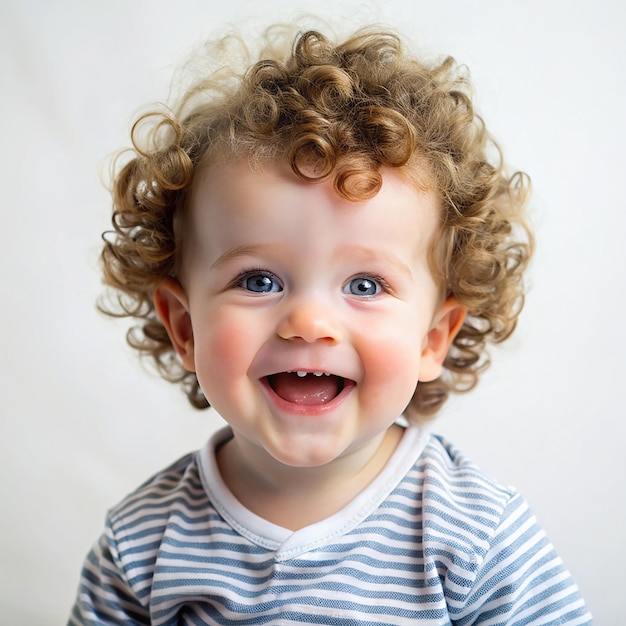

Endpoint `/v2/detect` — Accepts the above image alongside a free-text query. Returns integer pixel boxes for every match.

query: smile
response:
[265,371,352,406]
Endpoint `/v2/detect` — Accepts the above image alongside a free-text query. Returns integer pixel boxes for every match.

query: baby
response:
[69,24,591,624]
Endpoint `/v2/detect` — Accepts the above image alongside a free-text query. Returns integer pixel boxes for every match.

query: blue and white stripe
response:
[69,426,591,624]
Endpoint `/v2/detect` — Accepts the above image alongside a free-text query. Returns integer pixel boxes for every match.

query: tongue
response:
[270,373,342,405]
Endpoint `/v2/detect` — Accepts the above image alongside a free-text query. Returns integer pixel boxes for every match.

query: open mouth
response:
[266,371,352,406]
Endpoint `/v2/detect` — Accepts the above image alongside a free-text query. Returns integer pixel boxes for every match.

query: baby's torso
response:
[109,426,507,625]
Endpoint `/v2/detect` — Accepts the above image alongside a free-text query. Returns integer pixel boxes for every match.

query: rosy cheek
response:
[194,311,255,384]
[355,327,422,400]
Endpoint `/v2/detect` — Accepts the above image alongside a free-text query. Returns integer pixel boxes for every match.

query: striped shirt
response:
[69,426,591,624]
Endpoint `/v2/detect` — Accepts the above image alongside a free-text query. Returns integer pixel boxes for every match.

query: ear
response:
[153,277,196,372]
[419,296,466,382]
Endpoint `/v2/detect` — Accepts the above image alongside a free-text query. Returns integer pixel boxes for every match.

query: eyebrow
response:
[339,245,414,278]
[210,244,277,269]
[210,243,414,278]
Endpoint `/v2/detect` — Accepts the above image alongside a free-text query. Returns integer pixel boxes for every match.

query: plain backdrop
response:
[1,0,624,622]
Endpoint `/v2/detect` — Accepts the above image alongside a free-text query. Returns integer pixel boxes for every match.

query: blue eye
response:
[343,277,381,297]
[239,272,283,293]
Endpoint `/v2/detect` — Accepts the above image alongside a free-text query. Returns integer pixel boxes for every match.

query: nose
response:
[276,298,343,344]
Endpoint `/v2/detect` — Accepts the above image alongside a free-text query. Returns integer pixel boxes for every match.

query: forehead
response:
[184,158,441,262]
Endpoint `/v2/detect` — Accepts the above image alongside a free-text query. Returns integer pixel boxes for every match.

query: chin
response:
[264,434,349,469]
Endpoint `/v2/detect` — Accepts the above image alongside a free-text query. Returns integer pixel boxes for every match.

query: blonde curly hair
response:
[100,25,533,419]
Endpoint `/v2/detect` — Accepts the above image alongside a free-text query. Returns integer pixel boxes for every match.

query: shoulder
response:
[411,434,591,622]
[420,435,545,556]
[69,449,216,623]
[423,433,514,497]
[418,434,540,563]
[108,451,204,524]
[395,434,522,580]
[386,430,526,574]
[104,450,209,569]
[417,434,518,528]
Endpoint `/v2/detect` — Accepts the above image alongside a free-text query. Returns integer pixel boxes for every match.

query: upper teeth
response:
[295,371,328,377]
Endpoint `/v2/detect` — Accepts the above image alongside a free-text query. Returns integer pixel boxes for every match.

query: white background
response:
[1,0,624,622]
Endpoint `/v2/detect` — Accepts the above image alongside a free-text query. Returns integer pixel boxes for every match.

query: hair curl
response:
[100,25,533,419]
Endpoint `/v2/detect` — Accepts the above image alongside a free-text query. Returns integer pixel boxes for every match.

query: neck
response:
[216,424,404,530]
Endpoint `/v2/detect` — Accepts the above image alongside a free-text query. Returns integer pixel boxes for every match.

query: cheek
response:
[191,309,257,380]
[355,320,424,403]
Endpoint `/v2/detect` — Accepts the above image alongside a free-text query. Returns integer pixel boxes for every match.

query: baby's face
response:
[164,159,462,469]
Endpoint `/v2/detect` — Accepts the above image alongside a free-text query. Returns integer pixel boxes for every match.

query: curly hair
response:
[100,25,533,419]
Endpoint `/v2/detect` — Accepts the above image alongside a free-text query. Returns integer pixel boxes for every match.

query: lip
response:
[259,374,356,416]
